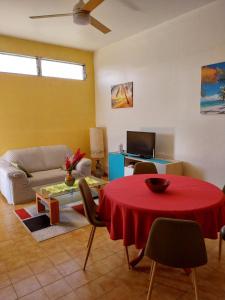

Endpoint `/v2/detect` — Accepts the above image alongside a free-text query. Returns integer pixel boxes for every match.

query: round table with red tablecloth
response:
[99,174,225,250]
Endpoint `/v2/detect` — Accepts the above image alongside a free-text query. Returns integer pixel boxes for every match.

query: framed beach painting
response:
[201,62,225,114]
[111,82,133,109]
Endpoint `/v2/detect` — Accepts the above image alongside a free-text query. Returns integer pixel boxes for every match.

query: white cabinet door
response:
[124,166,134,176]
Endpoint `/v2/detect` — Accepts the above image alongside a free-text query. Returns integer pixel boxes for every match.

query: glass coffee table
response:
[33,176,107,225]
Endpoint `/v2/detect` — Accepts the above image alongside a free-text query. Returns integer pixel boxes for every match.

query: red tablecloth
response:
[99,174,225,249]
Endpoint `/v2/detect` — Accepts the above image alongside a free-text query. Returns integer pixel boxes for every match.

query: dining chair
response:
[78,178,130,270]
[133,162,157,175]
[218,185,225,260]
[145,217,208,300]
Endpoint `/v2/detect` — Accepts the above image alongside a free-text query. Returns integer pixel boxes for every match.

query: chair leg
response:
[191,268,199,300]
[147,261,157,300]
[87,226,95,248]
[125,246,130,269]
[83,226,96,271]
[219,232,222,261]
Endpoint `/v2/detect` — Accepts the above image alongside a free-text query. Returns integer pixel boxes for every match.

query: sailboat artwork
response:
[111,82,133,109]
[201,62,225,114]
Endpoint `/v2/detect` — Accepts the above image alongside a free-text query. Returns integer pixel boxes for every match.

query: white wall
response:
[94,0,225,188]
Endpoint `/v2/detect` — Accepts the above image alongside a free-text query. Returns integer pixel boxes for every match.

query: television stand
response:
[108,152,183,181]
[125,152,155,160]
[139,155,153,159]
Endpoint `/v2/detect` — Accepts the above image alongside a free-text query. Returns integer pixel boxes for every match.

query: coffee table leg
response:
[49,201,59,225]
[36,195,45,213]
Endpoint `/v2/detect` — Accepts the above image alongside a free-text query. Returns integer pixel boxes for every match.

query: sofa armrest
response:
[2,165,28,179]
[76,158,92,176]
[0,163,29,204]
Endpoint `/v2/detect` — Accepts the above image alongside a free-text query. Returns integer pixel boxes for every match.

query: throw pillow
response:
[11,162,32,178]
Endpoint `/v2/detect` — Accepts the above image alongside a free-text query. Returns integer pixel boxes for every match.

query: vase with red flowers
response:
[64,148,86,186]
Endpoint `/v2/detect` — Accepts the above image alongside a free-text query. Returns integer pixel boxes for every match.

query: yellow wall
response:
[0,35,95,155]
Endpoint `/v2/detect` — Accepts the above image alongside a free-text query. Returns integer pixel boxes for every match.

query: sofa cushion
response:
[3,147,45,173]
[29,168,79,187]
[41,145,72,171]
[2,145,72,173]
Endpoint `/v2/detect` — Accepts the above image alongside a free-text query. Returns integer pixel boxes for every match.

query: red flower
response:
[65,148,86,172]
[65,157,71,170]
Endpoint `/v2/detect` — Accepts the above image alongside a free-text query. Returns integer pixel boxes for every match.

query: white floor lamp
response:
[90,127,104,178]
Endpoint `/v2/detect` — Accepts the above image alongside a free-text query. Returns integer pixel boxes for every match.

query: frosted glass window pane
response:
[41,59,84,80]
[0,53,37,75]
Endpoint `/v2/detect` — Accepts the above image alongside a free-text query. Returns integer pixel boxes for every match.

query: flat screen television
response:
[127,131,155,158]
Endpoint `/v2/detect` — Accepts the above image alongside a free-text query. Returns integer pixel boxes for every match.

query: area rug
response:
[15,202,89,242]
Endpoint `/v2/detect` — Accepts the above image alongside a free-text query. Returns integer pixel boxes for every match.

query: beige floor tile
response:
[48,251,71,265]
[8,265,33,283]
[39,242,63,256]
[64,244,84,256]
[43,278,72,300]
[13,275,41,298]
[72,286,97,300]
[180,290,225,300]
[0,285,17,300]
[0,262,7,273]
[149,283,186,300]
[73,272,123,300]
[58,291,77,300]
[85,246,115,262]
[5,258,26,271]
[107,266,149,295]
[65,269,99,290]
[0,240,14,249]
[86,253,125,275]
[56,259,81,276]
[22,254,41,264]
[28,257,53,274]
[97,284,146,300]
[19,288,49,300]
[36,267,62,286]
[0,273,11,289]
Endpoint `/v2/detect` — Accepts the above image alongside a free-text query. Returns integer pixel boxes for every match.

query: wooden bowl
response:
[145,177,170,193]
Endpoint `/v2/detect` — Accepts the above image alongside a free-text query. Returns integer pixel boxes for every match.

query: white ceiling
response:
[0,0,216,51]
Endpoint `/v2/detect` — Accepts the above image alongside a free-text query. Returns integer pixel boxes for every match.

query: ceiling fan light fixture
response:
[30,0,111,33]
[73,10,90,25]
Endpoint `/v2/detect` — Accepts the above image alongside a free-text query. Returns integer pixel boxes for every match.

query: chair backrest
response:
[78,178,98,225]
[145,217,208,268]
[78,178,105,227]
[223,185,225,194]
[133,162,157,175]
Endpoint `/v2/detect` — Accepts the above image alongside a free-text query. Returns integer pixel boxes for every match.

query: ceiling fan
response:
[29,0,111,34]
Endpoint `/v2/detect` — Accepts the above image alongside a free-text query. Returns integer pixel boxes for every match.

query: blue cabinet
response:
[108,152,124,181]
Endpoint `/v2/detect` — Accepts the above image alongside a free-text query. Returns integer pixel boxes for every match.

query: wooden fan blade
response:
[90,16,111,34]
[83,0,104,12]
[30,13,73,19]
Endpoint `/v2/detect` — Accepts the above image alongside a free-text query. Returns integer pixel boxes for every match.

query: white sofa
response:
[0,145,92,205]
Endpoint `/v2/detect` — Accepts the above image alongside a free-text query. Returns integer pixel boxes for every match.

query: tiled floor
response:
[0,195,225,300]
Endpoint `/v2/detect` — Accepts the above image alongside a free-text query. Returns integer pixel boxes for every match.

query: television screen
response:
[127,131,155,158]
